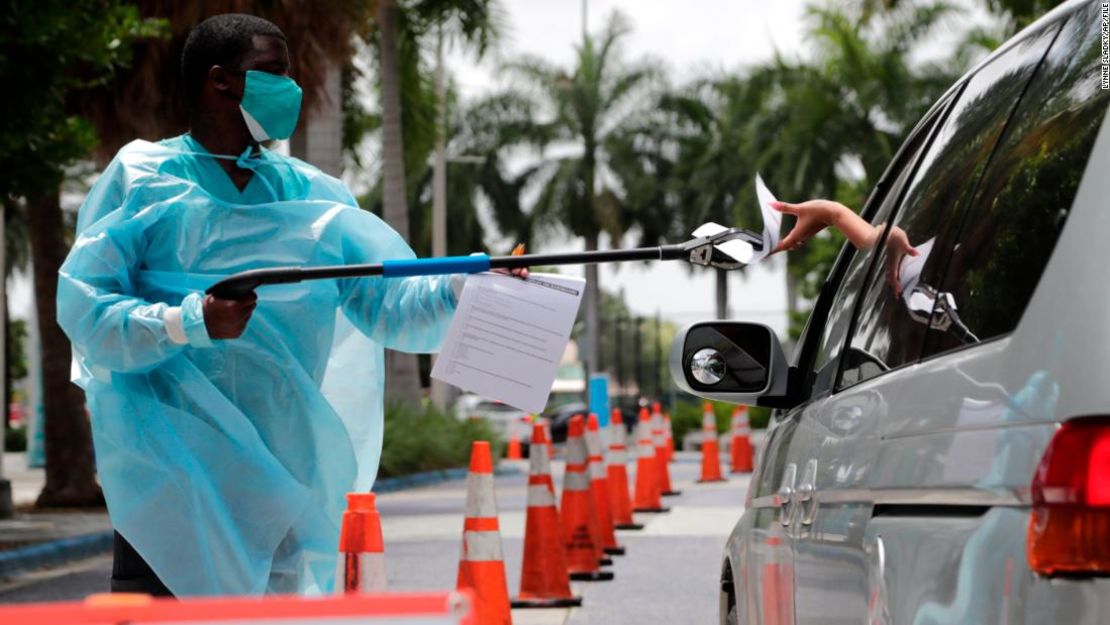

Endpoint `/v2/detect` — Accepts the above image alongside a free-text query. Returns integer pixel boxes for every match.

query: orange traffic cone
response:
[336,493,387,593]
[632,408,669,514]
[730,406,754,473]
[652,403,681,497]
[506,418,524,461]
[586,413,625,556]
[661,405,675,463]
[607,409,642,530]
[456,441,512,624]
[543,418,554,460]
[561,415,615,581]
[512,424,582,608]
[697,402,726,483]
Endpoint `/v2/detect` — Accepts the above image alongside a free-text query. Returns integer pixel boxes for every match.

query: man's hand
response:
[203,293,256,339]
[492,243,529,279]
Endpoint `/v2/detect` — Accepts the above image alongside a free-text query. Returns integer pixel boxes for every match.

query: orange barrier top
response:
[0,592,475,625]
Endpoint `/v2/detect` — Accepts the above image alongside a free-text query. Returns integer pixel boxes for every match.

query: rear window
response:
[920,5,1110,358]
[838,24,1060,389]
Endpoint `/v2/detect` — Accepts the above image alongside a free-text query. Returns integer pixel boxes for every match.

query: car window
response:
[837,24,1061,390]
[920,6,1110,358]
[807,98,953,397]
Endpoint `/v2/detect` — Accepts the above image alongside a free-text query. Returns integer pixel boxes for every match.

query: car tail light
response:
[1027,417,1110,575]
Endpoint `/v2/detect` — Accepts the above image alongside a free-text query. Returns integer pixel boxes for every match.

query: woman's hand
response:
[771,199,851,253]
[884,226,919,297]
[771,199,880,253]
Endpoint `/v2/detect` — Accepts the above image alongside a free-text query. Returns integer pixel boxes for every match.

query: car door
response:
[857,9,1110,624]
[782,87,958,624]
[789,19,1067,625]
[738,86,956,624]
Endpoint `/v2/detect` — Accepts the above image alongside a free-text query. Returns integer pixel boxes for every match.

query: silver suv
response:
[671,2,1110,623]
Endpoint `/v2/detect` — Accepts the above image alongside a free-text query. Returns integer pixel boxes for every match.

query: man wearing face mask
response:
[56,14,513,598]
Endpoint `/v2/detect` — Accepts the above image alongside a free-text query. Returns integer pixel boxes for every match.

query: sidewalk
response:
[0,451,524,583]
[0,453,113,580]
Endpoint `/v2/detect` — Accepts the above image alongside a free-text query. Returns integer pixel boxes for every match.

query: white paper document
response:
[690,173,782,264]
[431,272,585,413]
[899,237,935,305]
[753,173,782,261]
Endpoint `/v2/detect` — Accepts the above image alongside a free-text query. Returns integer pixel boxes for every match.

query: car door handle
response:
[777,463,798,527]
[798,458,819,526]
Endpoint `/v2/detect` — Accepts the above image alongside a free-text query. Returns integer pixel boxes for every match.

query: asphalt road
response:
[0,451,751,625]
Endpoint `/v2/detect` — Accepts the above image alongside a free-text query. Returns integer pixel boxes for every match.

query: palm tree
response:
[631,72,777,318]
[503,11,657,375]
[751,1,963,322]
[365,0,501,407]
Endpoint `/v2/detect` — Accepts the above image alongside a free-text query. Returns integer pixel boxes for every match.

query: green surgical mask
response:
[239,70,303,142]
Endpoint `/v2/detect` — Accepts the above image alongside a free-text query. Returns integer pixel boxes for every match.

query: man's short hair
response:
[181,13,286,109]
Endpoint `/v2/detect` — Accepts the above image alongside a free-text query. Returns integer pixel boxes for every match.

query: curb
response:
[0,531,114,579]
[0,464,523,579]
[373,463,523,493]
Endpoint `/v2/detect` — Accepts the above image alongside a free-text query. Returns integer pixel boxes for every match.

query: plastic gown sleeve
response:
[332,209,458,353]
[57,167,204,374]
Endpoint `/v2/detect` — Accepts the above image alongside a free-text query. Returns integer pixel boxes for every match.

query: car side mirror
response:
[670,321,789,405]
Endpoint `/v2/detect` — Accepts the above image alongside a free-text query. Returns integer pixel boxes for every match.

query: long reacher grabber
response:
[205,227,764,301]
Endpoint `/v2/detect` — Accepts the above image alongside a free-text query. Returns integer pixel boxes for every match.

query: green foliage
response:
[0,0,166,204]
[5,424,27,452]
[571,287,679,400]
[353,0,507,256]
[505,11,660,246]
[7,319,27,384]
[379,401,502,478]
[668,400,772,448]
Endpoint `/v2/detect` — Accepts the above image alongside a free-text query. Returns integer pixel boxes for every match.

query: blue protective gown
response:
[57,135,458,597]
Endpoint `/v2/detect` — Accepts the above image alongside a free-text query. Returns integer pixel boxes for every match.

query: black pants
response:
[111,531,174,597]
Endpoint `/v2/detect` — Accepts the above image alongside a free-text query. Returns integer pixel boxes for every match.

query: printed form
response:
[432,272,585,413]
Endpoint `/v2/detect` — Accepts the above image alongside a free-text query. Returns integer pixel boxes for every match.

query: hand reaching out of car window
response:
[771,199,918,295]
[771,199,880,252]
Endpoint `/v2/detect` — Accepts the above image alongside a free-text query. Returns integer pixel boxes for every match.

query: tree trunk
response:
[28,189,102,508]
[714,269,730,319]
[377,0,422,408]
[583,233,601,376]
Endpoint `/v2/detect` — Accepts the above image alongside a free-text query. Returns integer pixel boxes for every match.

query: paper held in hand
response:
[432,272,586,413]
[692,173,782,262]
